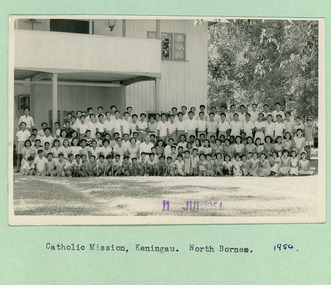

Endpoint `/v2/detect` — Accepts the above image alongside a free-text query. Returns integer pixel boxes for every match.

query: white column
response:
[52,73,58,127]
[154,78,161,112]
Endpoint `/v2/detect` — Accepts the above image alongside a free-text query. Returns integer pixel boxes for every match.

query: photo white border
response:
[8,15,326,225]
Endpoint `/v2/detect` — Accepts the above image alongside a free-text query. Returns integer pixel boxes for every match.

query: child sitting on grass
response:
[21,156,35,176]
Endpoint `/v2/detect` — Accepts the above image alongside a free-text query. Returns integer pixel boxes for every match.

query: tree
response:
[207,19,319,120]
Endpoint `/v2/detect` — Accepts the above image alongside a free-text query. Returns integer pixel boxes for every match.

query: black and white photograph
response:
[8,16,325,225]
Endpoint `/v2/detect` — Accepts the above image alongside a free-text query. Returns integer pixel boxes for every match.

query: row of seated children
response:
[21,147,314,177]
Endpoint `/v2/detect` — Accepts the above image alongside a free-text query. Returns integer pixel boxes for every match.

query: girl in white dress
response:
[259,153,271,177]
[233,136,245,155]
[279,150,291,176]
[298,152,314,175]
[289,150,299,176]
[270,151,281,175]
[60,139,71,160]
[232,153,243,176]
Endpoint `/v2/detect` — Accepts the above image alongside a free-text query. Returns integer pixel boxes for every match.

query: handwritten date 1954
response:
[274,243,297,252]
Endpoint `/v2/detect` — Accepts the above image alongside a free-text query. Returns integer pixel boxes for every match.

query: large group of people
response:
[15,102,316,177]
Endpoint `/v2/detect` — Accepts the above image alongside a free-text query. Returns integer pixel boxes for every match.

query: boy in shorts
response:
[34,149,47,176]
[45,153,56,176]
[54,153,66,177]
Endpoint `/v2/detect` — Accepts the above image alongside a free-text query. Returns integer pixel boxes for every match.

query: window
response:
[161,33,173,59]
[50,19,89,34]
[161,32,186,60]
[174,33,186,60]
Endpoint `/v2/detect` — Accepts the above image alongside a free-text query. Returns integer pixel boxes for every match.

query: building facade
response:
[13,18,208,129]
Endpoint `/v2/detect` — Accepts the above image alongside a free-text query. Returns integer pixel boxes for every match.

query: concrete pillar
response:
[156,20,160,39]
[154,78,161,112]
[52,73,58,127]
[155,20,161,112]
[120,85,127,113]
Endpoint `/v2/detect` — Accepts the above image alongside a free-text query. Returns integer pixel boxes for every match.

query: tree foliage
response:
[207,19,319,120]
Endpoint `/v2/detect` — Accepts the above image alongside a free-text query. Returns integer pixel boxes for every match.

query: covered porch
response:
[13,29,162,128]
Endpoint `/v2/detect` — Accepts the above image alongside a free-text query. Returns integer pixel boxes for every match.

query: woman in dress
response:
[264,136,274,157]
[274,136,283,157]
[233,136,245,156]
[244,136,256,154]
[270,151,281,176]
[279,149,291,176]
[282,132,293,152]
[127,137,140,159]
[289,150,299,176]
[259,153,271,177]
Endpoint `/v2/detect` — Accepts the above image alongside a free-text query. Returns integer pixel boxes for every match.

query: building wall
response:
[14,84,124,130]
[126,20,208,114]
[126,20,157,38]
[14,19,208,117]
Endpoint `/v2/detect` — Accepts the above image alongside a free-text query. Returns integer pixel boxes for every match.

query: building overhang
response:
[14,30,161,87]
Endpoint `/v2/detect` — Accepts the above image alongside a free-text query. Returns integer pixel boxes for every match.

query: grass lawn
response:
[13,174,320,217]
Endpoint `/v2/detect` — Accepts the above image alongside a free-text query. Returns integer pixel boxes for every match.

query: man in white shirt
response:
[41,127,54,146]
[181,106,189,120]
[171,107,179,122]
[86,114,97,138]
[112,111,123,136]
[157,113,168,142]
[220,105,230,122]
[95,106,104,123]
[218,113,230,138]
[264,114,275,140]
[37,122,48,139]
[103,112,113,135]
[250,103,259,123]
[176,112,187,143]
[196,112,207,138]
[137,113,148,142]
[284,112,295,136]
[243,113,255,138]
[199,105,209,121]
[95,114,105,135]
[272,102,285,122]
[126,106,133,123]
[254,113,266,141]
[76,115,88,139]
[85,107,94,123]
[229,113,243,137]
[185,111,198,140]
[167,115,177,142]
[274,114,285,138]
[164,138,175,158]
[18,108,35,130]
[139,134,154,155]
[206,112,218,139]
[121,112,131,136]
[190,106,199,121]
[130,114,138,134]
[210,107,221,123]
[109,105,117,120]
